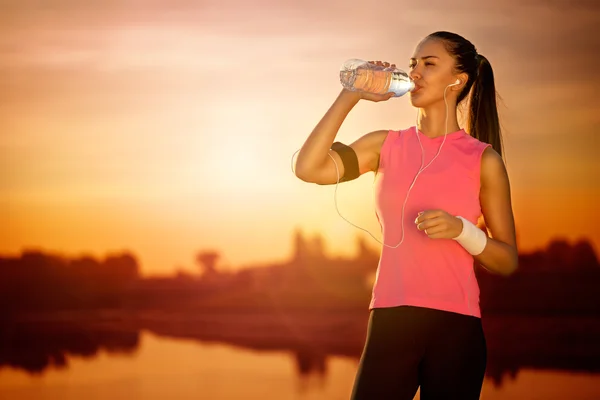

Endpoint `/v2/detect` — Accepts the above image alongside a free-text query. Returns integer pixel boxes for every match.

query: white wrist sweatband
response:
[452,216,488,256]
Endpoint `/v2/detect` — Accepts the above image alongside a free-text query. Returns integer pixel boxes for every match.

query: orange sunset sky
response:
[1,0,599,275]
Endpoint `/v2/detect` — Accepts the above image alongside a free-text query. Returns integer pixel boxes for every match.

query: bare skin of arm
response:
[473,147,519,275]
[294,62,396,185]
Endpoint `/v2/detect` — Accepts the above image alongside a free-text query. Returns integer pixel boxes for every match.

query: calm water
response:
[1,330,599,400]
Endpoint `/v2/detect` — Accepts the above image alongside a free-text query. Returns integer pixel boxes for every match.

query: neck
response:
[416,101,461,138]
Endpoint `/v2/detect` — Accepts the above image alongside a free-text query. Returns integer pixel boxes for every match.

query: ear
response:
[453,73,469,90]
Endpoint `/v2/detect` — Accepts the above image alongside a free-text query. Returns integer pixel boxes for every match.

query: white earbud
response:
[448,79,461,87]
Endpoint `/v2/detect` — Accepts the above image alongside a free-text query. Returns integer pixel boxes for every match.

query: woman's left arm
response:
[474,147,519,275]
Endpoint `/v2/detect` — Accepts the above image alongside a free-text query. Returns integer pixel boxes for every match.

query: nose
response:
[409,68,421,82]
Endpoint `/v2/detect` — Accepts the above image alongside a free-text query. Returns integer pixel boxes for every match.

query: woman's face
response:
[408,38,463,109]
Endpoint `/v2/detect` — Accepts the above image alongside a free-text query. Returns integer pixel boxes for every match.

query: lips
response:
[411,84,423,93]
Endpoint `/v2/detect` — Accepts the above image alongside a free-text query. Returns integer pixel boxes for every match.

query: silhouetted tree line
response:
[128,230,379,311]
[0,250,139,313]
[478,238,600,314]
[0,234,598,314]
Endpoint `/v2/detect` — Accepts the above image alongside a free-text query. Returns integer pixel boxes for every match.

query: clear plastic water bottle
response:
[339,59,414,97]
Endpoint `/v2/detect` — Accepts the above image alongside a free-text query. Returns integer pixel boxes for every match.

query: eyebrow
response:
[409,56,439,61]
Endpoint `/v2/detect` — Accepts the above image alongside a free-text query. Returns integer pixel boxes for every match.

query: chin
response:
[409,94,429,108]
[409,93,442,109]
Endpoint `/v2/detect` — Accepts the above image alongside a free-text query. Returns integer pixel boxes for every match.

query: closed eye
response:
[409,62,435,69]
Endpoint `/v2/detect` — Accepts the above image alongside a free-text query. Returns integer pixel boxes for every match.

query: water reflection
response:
[1,328,599,400]
[2,311,599,385]
[0,315,139,374]
[295,348,327,376]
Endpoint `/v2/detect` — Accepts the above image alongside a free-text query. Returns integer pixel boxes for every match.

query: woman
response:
[294,31,518,399]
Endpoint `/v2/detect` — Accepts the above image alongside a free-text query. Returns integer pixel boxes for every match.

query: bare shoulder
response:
[350,129,389,149]
[480,146,508,186]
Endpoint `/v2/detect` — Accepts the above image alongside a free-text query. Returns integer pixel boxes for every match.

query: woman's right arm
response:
[294,85,393,185]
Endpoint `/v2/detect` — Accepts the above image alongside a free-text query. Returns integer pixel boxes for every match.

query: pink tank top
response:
[371,126,491,318]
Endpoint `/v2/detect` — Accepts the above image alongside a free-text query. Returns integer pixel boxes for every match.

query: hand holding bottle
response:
[356,60,397,102]
[340,59,414,101]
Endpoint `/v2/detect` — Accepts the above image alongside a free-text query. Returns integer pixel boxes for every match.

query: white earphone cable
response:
[291,80,473,315]
[291,83,455,249]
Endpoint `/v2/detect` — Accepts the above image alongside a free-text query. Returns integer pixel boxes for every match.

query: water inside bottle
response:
[340,60,414,97]
[352,68,391,94]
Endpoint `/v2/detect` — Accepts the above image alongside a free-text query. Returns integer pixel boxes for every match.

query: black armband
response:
[330,142,360,182]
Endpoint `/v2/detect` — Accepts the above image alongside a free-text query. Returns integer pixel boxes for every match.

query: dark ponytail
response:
[427,32,503,157]
[467,54,502,157]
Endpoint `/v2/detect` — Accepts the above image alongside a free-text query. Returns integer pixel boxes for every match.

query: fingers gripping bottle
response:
[340,59,415,97]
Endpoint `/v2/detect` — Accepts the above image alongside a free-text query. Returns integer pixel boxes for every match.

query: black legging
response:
[350,305,487,400]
